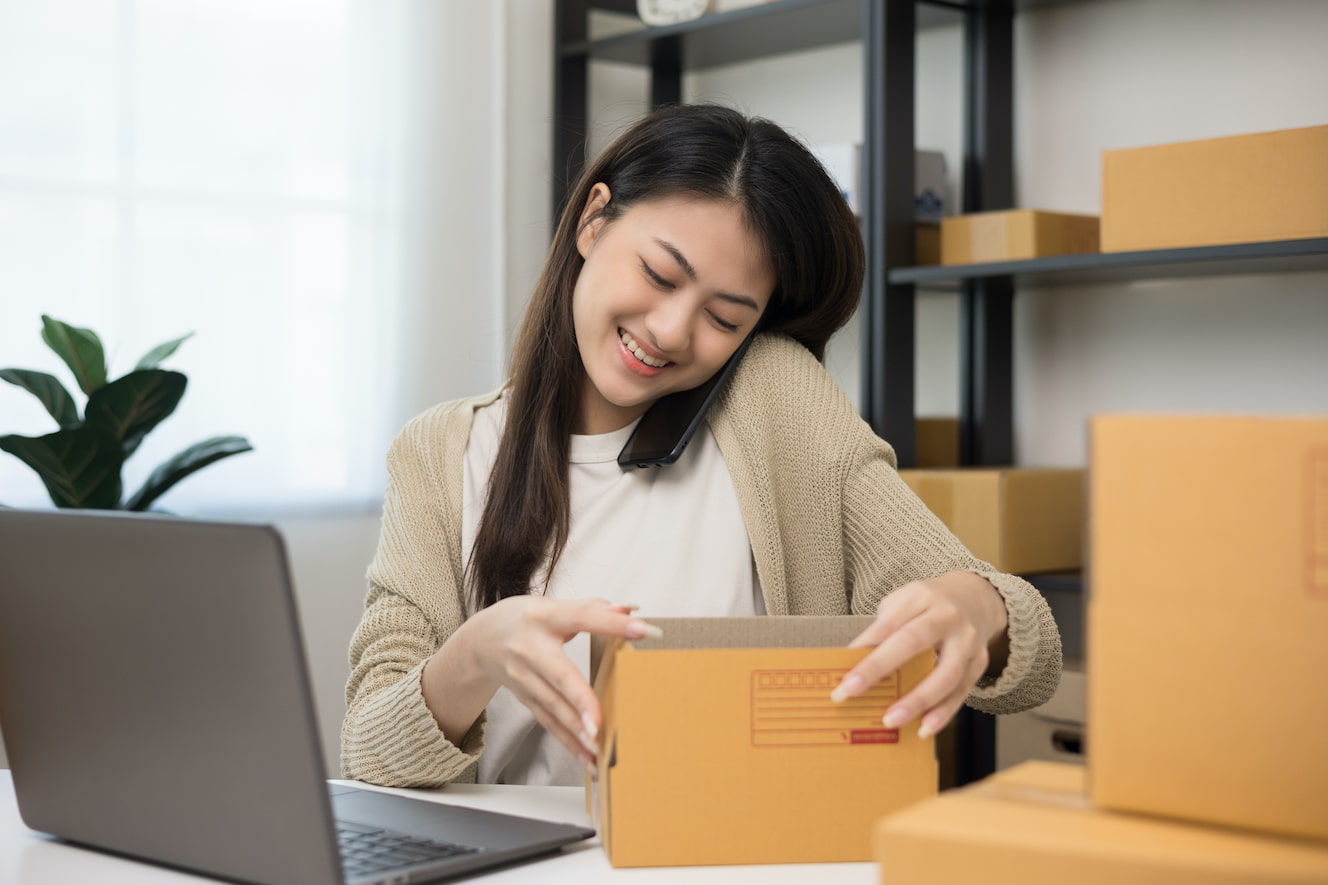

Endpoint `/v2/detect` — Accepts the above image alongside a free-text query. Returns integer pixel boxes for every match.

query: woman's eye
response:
[711,313,740,332]
[640,261,673,289]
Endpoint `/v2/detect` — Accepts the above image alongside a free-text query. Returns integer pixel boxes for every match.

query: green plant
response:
[0,315,253,510]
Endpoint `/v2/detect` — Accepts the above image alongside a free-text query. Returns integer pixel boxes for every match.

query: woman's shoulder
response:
[712,332,887,464]
[722,333,856,424]
[389,388,506,461]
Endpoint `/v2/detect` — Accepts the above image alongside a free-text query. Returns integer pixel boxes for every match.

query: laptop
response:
[0,509,594,885]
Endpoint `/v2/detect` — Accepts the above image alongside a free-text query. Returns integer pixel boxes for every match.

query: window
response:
[0,0,480,512]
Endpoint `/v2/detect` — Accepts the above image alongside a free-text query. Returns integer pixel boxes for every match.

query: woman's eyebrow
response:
[652,237,761,311]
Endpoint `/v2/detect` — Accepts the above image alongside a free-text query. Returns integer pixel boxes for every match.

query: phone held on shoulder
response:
[617,331,757,469]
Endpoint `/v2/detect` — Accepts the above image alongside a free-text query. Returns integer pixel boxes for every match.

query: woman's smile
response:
[617,328,671,375]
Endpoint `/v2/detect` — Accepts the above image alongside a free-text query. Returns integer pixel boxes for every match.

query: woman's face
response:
[571,186,776,435]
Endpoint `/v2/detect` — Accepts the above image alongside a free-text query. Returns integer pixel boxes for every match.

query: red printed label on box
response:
[750,668,899,748]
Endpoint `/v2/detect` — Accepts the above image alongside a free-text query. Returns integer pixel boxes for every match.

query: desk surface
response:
[0,770,875,884]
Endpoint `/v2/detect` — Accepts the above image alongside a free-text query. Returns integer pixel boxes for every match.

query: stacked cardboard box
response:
[1101,124,1328,252]
[876,415,1328,880]
[876,761,1328,884]
[896,468,1084,574]
[1088,416,1328,840]
[940,209,1100,265]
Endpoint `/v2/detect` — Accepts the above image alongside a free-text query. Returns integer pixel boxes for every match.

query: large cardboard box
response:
[1089,415,1328,841]
[588,616,936,867]
[897,468,1085,574]
[875,761,1328,884]
[940,209,1099,265]
[1101,124,1328,252]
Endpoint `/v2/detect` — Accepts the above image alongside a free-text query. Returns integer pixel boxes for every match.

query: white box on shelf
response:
[915,149,951,222]
[810,144,953,224]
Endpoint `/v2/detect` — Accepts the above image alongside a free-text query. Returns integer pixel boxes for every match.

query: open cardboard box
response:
[588,616,936,867]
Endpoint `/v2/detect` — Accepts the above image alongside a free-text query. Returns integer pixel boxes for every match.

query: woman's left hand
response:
[832,571,1010,739]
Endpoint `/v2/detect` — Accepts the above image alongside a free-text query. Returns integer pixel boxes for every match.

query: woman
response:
[342,104,1061,788]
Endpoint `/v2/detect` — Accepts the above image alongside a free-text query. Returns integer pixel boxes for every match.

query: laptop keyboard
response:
[337,820,482,879]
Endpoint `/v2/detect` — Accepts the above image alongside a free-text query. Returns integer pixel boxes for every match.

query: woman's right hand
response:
[423,596,660,769]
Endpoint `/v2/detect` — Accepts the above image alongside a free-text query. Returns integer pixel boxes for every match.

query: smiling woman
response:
[341,104,1063,791]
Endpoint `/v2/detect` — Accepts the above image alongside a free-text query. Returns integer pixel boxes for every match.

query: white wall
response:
[1010,0,1328,465]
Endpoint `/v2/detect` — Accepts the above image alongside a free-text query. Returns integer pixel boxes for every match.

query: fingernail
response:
[883,706,908,729]
[579,751,595,769]
[917,717,938,740]
[830,673,865,703]
[581,712,598,742]
[627,619,663,640]
[578,730,598,755]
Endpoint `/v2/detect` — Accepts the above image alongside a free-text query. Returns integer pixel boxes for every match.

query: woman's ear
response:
[575,183,612,259]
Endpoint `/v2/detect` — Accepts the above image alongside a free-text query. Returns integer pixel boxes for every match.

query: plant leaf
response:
[0,427,124,509]
[40,315,108,396]
[134,332,195,371]
[124,435,253,512]
[83,370,187,458]
[0,368,80,428]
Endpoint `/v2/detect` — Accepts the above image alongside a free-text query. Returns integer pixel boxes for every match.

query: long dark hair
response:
[466,104,864,610]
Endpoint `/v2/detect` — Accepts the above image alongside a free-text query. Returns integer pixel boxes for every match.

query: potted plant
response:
[0,315,253,510]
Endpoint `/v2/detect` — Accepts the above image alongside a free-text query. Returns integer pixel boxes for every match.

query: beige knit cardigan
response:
[342,334,1062,787]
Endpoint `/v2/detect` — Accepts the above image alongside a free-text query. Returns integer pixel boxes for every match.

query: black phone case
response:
[617,332,756,469]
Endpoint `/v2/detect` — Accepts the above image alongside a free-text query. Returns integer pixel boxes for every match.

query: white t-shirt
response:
[461,393,762,785]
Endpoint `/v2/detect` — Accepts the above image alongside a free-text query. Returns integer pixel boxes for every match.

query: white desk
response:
[0,771,876,884]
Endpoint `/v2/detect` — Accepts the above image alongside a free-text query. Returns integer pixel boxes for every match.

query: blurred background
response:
[2,0,1326,773]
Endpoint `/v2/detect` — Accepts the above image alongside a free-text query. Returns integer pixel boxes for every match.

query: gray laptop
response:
[0,509,594,885]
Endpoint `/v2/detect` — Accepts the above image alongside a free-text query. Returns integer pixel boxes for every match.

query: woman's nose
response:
[643,299,693,354]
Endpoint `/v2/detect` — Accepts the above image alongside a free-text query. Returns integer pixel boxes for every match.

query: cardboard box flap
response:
[591,615,873,681]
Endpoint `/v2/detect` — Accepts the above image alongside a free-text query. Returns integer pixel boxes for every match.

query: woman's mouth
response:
[619,329,670,368]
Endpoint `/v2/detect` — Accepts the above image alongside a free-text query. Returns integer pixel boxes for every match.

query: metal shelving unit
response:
[892,237,1328,289]
[550,0,1328,788]
[553,0,1012,787]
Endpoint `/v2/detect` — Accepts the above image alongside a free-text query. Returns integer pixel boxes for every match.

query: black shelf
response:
[563,0,1030,70]
[553,0,1072,790]
[890,237,1328,290]
[564,0,863,69]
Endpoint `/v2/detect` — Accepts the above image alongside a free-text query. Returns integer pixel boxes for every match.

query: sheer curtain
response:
[0,0,510,513]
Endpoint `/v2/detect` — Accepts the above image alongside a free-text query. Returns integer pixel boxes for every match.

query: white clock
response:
[637,0,712,27]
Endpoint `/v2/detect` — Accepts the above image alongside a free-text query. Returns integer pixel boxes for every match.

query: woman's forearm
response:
[421,617,500,745]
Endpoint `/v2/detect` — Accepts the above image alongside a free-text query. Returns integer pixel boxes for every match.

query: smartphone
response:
[618,331,757,469]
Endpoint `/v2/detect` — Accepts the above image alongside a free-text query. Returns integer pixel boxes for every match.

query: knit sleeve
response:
[841,437,1063,715]
[340,403,485,786]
